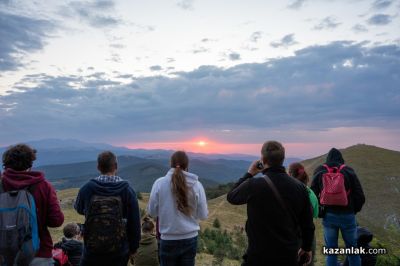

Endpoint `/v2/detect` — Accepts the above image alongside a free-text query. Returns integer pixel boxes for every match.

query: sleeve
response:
[74,187,85,215]
[226,172,253,205]
[299,188,315,251]
[196,181,208,220]
[126,187,141,253]
[147,180,159,218]
[347,168,365,213]
[310,166,323,198]
[46,182,64,227]
[308,189,319,218]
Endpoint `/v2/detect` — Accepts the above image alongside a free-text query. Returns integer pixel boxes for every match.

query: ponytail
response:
[170,151,192,216]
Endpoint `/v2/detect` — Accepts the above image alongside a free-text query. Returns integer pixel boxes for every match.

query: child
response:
[131,217,159,266]
[54,222,83,266]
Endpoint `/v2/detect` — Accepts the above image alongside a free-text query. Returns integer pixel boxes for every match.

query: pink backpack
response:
[320,164,349,206]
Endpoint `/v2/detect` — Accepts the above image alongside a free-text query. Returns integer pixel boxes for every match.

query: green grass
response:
[51,144,400,265]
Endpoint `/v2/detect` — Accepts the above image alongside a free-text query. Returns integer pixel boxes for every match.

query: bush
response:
[137,191,143,200]
[213,218,221,229]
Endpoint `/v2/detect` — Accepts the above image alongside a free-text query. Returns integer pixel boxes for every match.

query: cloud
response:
[250,31,262,43]
[1,42,399,143]
[228,52,241,61]
[0,10,55,71]
[352,24,368,33]
[150,65,163,71]
[287,0,306,9]
[270,34,298,48]
[313,17,341,30]
[372,0,393,9]
[192,47,209,54]
[367,14,392,25]
[65,0,122,28]
[177,0,194,10]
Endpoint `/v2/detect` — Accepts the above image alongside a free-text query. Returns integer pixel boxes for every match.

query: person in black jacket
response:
[54,223,83,266]
[74,151,141,266]
[311,148,365,266]
[227,141,315,266]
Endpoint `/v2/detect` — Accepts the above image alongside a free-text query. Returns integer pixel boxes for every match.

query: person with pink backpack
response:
[311,148,365,266]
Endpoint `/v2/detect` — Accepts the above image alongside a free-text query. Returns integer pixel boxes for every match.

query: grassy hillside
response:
[302,144,400,254]
[50,144,400,265]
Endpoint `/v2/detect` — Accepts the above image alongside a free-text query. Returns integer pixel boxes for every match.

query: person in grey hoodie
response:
[147,151,208,266]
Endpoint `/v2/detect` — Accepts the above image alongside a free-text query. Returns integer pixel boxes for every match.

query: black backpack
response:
[83,195,127,254]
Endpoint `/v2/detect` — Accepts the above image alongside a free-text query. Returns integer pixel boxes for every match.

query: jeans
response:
[29,258,54,266]
[79,254,129,266]
[160,236,197,266]
[323,212,361,266]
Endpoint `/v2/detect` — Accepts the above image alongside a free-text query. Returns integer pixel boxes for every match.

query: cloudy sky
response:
[0,0,399,157]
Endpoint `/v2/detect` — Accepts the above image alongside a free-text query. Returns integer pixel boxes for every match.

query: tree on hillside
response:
[213,218,221,229]
[137,191,143,200]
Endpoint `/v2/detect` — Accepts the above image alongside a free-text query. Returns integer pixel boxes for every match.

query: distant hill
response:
[36,154,261,191]
[0,138,301,166]
[301,144,400,253]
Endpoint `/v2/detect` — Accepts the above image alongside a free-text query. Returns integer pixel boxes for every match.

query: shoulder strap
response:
[263,175,287,211]
[262,175,298,228]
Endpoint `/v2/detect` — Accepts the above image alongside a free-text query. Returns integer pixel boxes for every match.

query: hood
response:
[88,179,130,196]
[140,233,156,245]
[166,168,199,188]
[357,226,373,245]
[61,239,83,253]
[326,148,345,165]
[1,168,45,190]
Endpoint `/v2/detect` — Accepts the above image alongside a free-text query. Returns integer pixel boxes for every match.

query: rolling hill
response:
[52,143,400,265]
[301,144,400,255]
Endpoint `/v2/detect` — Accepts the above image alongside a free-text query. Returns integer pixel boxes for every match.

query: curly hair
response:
[2,144,37,171]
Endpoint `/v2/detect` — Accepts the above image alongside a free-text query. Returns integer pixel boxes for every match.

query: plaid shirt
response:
[95,175,123,183]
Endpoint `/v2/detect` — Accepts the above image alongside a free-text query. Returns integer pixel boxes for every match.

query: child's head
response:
[63,222,80,239]
[142,216,155,234]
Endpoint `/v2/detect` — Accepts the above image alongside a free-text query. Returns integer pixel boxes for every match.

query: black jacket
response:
[227,166,315,265]
[54,238,83,266]
[74,179,141,261]
[311,148,365,215]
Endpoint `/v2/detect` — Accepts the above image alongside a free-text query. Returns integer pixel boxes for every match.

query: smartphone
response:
[256,160,264,170]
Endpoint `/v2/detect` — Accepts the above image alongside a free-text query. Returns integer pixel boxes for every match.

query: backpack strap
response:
[262,175,298,228]
[322,164,332,173]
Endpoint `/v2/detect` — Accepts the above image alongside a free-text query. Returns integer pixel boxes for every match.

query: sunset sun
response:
[197,141,207,147]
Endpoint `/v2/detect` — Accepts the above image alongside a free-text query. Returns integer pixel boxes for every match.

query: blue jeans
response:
[160,236,197,266]
[323,212,361,266]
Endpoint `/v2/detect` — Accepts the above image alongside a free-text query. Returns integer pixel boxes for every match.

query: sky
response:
[0,0,399,158]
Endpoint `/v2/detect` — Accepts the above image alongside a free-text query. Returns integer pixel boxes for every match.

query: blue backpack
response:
[0,181,40,266]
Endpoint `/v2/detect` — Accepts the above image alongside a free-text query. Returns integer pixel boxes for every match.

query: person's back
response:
[147,151,208,266]
[133,217,159,266]
[74,151,141,266]
[311,148,365,266]
[1,144,64,266]
[54,223,83,266]
[227,141,315,266]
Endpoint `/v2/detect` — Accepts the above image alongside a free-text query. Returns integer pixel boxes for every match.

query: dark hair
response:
[288,162,309,185]
[2,144,37,171]
[170,151,192,216]
[63,222,80,238]
[142,216,155,233]
[261,141,285,167]
[97,151,117,174]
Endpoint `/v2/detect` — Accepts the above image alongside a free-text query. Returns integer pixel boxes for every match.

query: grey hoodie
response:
[147,168,208,240]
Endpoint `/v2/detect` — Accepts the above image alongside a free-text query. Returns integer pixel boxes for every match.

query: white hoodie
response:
[147,168,208,240]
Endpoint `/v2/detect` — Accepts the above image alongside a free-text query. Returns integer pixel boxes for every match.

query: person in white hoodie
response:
[147,151,208,266]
